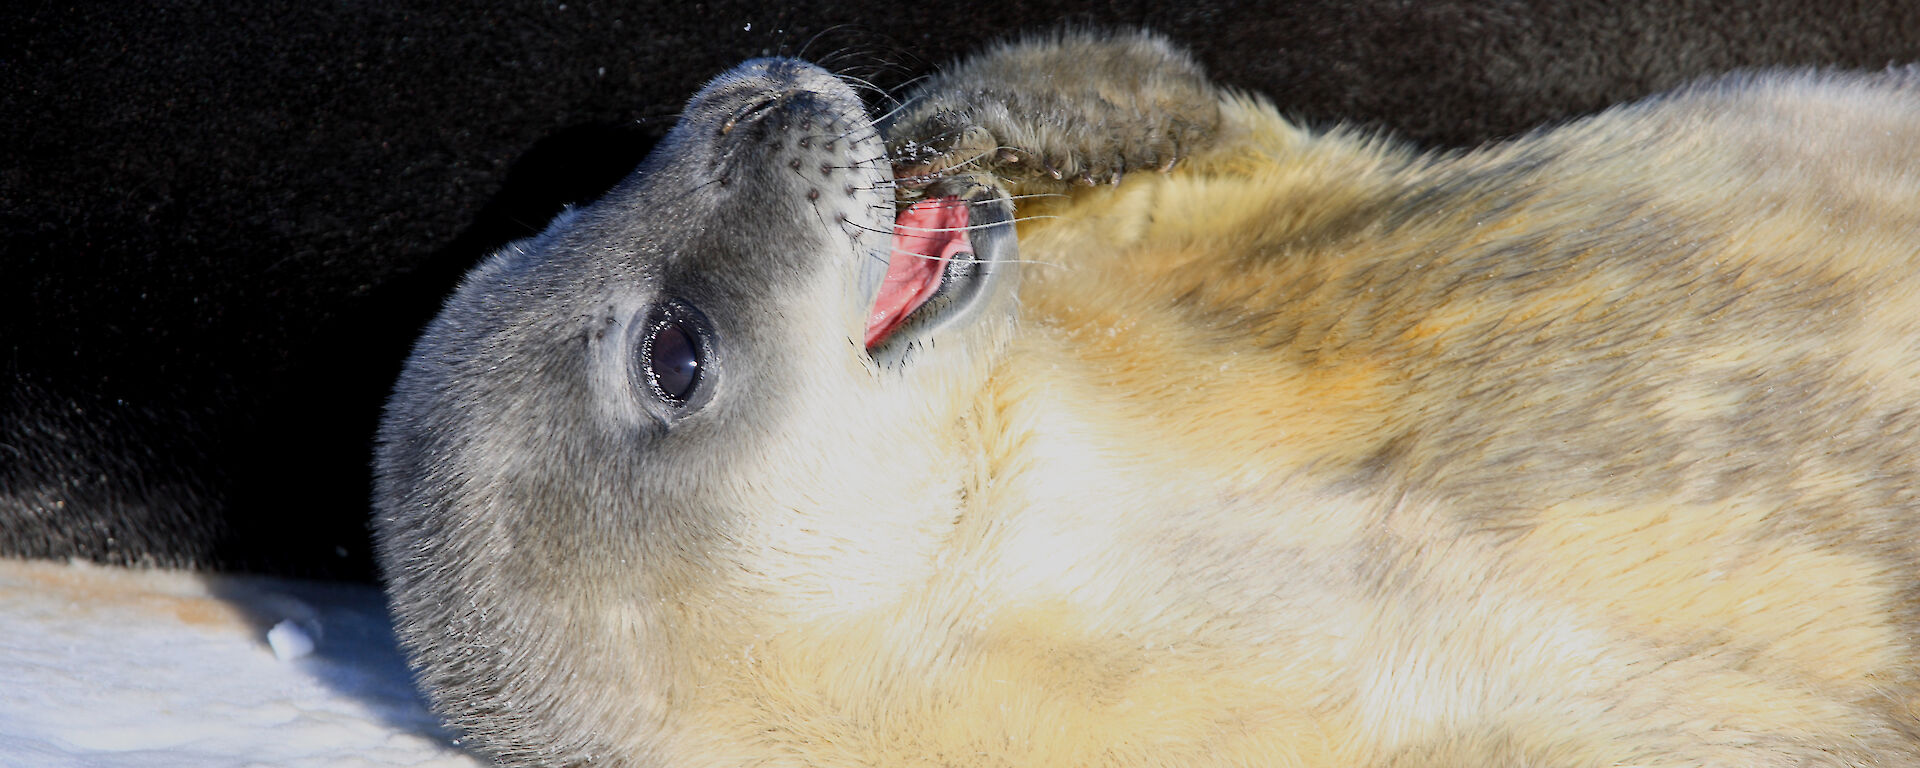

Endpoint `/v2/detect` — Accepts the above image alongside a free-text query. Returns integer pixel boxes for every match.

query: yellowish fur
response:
[674,83,1920,765]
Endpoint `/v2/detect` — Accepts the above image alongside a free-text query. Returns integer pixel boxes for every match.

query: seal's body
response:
[377,33,1920,767]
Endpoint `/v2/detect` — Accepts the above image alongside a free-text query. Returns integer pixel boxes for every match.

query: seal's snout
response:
[691,57,864,134]
[718,93,781,136]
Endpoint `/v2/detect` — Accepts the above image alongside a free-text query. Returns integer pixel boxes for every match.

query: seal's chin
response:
[863,188,1017,354]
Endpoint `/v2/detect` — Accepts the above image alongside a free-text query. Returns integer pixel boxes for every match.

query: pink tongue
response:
[866,197,971,348]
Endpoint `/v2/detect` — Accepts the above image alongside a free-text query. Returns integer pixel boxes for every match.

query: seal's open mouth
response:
[864,196,975,349]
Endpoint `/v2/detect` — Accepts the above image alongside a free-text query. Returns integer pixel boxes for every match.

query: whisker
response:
[823,125,886,144]
[887,214,1058,234]
[685,177,728,195]
[837,73,902,109]
[817,161,899,175]
[796,25,850,60]
[893,146,999,182]
[847,212,1060,240]
[873,193,1066,206]
[885,73,933,98]
[870,95,925,129]
[868,245,1067,268]
[1005,192,1069,202]
[812,46,855,69]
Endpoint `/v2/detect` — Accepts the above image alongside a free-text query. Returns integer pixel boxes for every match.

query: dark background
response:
[7,0,1918,581]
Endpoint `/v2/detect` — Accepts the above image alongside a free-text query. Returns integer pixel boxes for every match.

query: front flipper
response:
[884,30,1223,192]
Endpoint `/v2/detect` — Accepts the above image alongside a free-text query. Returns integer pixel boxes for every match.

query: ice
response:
[0,558,486,767]
[268,620,316,661]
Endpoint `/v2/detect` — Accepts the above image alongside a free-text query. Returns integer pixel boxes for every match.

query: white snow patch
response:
[268,620,316,661]
[0,558,486,767]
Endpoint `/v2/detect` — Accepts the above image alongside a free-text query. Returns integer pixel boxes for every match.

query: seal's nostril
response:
[720,94,783,136]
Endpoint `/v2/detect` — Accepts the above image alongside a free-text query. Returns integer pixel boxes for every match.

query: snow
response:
[266,620,316,662]
[0,558,487,767]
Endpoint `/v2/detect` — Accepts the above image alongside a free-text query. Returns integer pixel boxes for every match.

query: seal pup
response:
[377,31,1920,767]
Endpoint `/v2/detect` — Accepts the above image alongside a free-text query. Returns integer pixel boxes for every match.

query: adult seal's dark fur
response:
[378,32,1920,767]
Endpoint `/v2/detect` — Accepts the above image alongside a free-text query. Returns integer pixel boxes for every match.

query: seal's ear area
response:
[884,28,1222,191]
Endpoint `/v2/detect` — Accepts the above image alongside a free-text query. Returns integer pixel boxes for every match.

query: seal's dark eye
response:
[633,298,717,413]
[644,318,701,403]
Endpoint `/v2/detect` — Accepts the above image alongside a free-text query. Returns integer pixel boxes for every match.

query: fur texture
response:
[378,31,1920,767]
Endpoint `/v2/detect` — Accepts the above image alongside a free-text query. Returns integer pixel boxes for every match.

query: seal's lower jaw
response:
[863,184,1018,362]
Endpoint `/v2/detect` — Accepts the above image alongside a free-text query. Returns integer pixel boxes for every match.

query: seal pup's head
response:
[374,58,1017,765]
